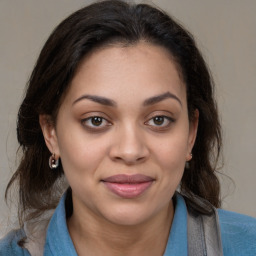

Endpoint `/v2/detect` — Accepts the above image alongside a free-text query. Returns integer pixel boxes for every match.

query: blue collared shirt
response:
[1,193,256,255]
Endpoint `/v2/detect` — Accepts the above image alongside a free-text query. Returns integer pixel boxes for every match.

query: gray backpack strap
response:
[187,198,223,256]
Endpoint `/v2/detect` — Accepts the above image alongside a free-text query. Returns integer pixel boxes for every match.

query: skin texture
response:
[40,42,198,256]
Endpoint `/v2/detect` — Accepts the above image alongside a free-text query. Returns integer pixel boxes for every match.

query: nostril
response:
[137,156,146,162]
[112,155,146,165]
[109,133,150,164]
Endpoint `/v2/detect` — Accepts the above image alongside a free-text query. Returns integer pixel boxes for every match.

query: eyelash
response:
[145,115,175,131]
[81,116,112,132]
[81,115,175,132]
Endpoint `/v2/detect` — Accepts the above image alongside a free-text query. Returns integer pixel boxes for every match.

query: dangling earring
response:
[185,153,193,169]
[49,153,59,169]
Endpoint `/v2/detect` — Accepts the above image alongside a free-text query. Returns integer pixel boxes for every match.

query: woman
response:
[0,0,255,255]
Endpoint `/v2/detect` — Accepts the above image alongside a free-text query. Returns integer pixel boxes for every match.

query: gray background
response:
[0,0,255,237]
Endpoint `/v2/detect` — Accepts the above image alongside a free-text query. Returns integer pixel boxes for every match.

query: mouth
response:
[101,174,155,199]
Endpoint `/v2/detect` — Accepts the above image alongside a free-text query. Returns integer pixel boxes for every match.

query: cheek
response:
[154,138,187,195]
[56,127,110,180]
[149,125,189,192]
[58,136,109,200]
[152,133,189,170]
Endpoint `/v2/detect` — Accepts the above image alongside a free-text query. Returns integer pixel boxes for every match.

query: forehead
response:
[65,42,186,105]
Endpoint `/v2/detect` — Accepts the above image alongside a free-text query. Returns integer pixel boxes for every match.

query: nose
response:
[109,124,150,165]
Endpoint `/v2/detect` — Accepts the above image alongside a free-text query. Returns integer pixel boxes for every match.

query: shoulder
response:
[218,209,256,256]
[0,229,30,256]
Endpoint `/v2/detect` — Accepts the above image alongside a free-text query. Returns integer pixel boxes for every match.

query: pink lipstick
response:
[102,174,154,199]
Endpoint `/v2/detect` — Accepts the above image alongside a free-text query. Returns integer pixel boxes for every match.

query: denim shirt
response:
[1,193,256,255]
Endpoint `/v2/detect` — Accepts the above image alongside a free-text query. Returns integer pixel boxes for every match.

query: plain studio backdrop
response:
[0,0,255,237]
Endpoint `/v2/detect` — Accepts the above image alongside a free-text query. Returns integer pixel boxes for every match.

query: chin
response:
[107,213,150,227]
[100,203,162,227]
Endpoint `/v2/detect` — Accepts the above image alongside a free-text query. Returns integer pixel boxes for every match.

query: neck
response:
[67,200,174,256]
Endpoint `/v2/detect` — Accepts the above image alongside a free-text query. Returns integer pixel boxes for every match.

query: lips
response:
[101,174,155,199]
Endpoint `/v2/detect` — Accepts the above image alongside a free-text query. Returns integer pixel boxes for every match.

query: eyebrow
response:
[72,91,182,107]
[143,92,182,107]
[72,94,117,107]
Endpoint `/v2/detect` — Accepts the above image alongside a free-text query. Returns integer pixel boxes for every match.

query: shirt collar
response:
[45,192,188,256]
[44,192,77,256]
[163,193,188,256]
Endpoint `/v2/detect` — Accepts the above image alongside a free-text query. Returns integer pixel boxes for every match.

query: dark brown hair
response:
[6,0,222,225]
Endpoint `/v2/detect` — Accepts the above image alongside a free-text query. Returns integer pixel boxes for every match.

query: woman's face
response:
[41,42,198,226]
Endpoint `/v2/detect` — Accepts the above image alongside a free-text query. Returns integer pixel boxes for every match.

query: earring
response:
[185,153,193,169]
[187,153,193,161]
[49,153,59,169]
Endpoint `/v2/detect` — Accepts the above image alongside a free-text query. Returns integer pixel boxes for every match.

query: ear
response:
[39,115,60,158]
[186,109,199,160]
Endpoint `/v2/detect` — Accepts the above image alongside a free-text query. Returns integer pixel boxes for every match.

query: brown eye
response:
[145,115,174,130]
[91,117,103,126]
[153,116,165,126]
[81,116,111,130]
